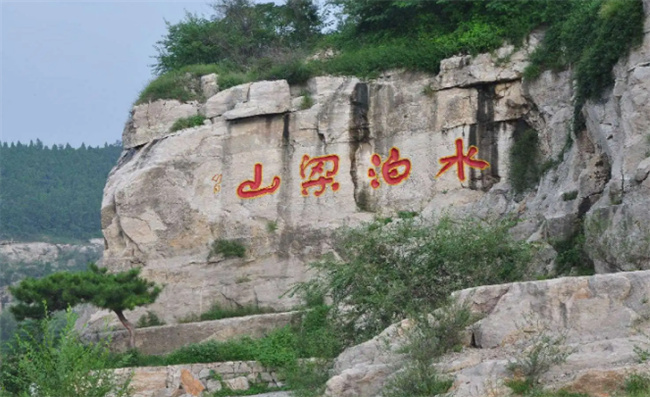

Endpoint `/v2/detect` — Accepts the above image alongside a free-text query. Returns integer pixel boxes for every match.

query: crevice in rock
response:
[349,82,372,211]
[277,113,295,260]
[470,84,501,191]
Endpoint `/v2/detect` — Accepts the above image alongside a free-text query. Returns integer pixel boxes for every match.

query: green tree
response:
[153,0,322,74]
[0,309,132,397]
[9,264,161,349]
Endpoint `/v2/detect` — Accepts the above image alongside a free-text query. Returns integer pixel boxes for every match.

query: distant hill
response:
[0,140,122,242]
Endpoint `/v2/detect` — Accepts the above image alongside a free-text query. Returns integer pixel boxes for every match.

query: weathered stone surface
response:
[201,83,251,118]
[180,369,204,396]
[95,312,299,355]
[223,80,290,120]
[201,73,218,98]
[325,271,650,397]
[123,100,199,149]
[223,376,250,391]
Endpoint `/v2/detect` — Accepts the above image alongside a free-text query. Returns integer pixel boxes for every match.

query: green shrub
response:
[625,373,650,397]
[170,115,206,132]
[0,310,131,397]
[136,310,166,328]
[266,220,278,233]
[208,239,246,259]
[383,302,475,397]
[300,92,314,110]
[562,191,578,201]
[261,59,314,85]
[507,330,572,385]
[526,0,644,128]
[297,216,532,343]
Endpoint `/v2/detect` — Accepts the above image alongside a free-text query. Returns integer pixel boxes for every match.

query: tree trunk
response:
[114,309,136,350]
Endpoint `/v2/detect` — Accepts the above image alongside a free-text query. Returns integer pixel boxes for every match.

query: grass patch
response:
[625,373,650,397]
[178,303,276,324]
[208,239,246,259]
[299,92,314,110]
[170,115,205,132]
[137,64,224,104]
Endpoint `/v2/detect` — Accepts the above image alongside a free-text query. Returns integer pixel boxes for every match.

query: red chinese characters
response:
[300,154,341,197]
[368,147,412,189]
[436,138,490,182]
[237,163,281,199]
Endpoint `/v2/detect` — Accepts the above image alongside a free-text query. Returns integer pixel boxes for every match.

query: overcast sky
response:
[1,1,219,148]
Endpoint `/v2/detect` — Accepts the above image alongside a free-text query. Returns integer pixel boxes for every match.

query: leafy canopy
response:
[9,264,161,321]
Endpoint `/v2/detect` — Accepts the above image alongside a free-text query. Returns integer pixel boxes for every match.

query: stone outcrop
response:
[102,41,539,324]
[87,311,299,355]
[100,0,650,331]
[325,271,650,397]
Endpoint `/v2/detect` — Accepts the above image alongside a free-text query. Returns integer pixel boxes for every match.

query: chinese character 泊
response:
[300,154,341,197]
[436,138,489,182]
[367,147,412,189]
[237,163,281,199]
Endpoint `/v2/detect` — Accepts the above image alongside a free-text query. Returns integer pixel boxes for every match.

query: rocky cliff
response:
[101,1,650,327]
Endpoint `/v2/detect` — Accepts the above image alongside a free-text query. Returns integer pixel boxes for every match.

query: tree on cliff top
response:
[9,264,161,349]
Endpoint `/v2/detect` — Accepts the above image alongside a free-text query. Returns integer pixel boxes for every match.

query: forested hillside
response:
[0,141,122,242]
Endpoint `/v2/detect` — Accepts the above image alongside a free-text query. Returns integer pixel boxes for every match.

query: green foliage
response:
[0,310,132,397]
[510,128,542,194]
[298,216,532,343]
[266,220,278,233]
[209,239,246,259]
[179,303,276,323]
[526,0,644,128]
[170,115,206,132]
[383,302,475,397]
[112,302,341,396]
[136,64,223,104]
[625,373,650,397]
[507,331,571,385]
[136,311,166,328]
[505,380,589,397]
[562,191,579,201]
[210,383,287,396]
[0,140,122,242]
[153,0,322,75]
[552,228,593,277]
[299,91,314,110]
[9,264,161,321]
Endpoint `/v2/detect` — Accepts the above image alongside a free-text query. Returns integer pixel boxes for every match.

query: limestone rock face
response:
[325,271,650,397]
[223,80,291,120]
[104,2,650,325]
[123,100,200,149]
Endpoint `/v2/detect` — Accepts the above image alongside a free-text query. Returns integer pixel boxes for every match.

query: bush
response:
[208,239,246,259]
[297,216,532,343]
[170,115,206,132]
[383,302,475,397]
[136,311,166,328]
[0,309,131,397]
[625,373,650,397]
[507,326,572,385]
[526,0,644,128]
